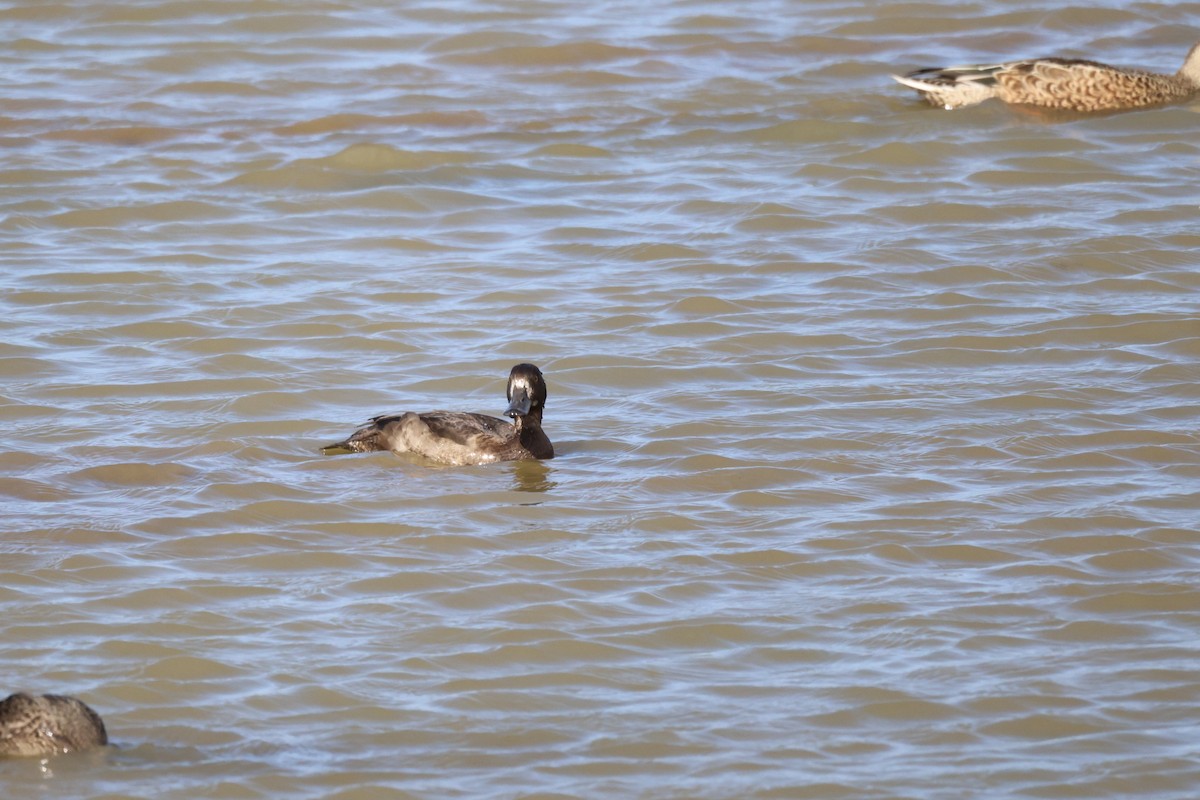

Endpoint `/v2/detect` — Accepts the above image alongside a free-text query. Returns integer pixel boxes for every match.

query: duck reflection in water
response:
[322,363,554,467]
[511,458,556,494]
[0,693,108,758]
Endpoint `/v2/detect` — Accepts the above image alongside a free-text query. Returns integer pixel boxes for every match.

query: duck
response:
[0,693,108,757]
[321,363,554,466]
[893,39,1200,111]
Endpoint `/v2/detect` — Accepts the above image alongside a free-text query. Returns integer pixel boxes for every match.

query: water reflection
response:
[510,459,555,494]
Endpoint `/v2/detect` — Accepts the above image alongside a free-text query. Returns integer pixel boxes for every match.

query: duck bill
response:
[505,386,532,418]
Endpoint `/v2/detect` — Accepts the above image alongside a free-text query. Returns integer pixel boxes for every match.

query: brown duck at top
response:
[893,39,1200,111]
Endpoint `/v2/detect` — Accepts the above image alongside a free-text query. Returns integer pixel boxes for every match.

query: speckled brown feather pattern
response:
[0,693,108,757]
[996,58,1197,111]
[894,40,1200,111]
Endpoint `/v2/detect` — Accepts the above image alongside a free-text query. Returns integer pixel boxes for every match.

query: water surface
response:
[2,0,1199,797]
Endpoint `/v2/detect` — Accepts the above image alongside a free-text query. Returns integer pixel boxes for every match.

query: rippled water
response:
[3,0,1199,797]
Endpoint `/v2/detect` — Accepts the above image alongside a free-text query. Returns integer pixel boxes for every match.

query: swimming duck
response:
[0,693,108,757]
[321,363,554,466]
[893,39,1200,111]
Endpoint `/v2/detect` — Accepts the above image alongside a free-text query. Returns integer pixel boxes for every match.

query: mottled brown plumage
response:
[0,693,108,757]
[322,363,554,466]
[893,40,1200,111]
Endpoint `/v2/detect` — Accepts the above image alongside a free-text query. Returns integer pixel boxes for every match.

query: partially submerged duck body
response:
[893,40,1200,111]
[0,693,108,757]
[322,363,553,466]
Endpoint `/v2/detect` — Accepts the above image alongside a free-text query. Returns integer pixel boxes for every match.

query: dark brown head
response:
[504,363,548,420]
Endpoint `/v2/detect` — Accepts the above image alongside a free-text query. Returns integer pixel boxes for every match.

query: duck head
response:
[504,363,548,419]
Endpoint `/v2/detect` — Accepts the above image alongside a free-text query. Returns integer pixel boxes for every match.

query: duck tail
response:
[320,420,389,455]
[893,65,1004,109]
[320,439,358,455]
